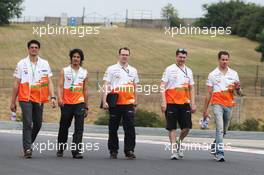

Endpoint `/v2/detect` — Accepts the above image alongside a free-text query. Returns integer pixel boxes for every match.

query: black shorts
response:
[165,104,192,130]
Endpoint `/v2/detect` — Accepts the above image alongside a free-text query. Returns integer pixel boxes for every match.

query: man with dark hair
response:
[161,48,196,160]
[57,48,88,159]
[203,51,242,162]
[27,40,40,49]
[10,39,56,158]
[118,47,130,55]
[69,49,84,65]
[102,47,139,159]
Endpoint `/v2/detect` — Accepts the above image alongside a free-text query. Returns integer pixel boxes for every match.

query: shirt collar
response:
[26,56,41,65]
[117,62,129,69]
[216,66,230,75]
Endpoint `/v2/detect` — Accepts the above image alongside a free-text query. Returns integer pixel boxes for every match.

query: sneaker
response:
[56,150,63,157]
[125,151,136,160]
[170,153,179,160]
[110,152,118,159]
[24,149,32,159]
[177,149,184,158]
[214,154,225,162]
[72,153,83,159]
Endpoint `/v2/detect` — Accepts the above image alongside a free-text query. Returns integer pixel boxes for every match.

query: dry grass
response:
[0,24,264,128]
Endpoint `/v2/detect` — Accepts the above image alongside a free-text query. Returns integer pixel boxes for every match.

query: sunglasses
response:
[30,46,39,49]
[177,48,187,52]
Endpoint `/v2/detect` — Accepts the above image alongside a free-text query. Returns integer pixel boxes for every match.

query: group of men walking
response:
[10,40,242,162]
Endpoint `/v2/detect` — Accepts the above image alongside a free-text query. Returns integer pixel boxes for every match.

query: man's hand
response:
[103,102,109,109]
[203,110,210,119]
[83,107,89,118]
[58,98,64,107]
[161,101,167,113]
[50,98,56,108]
[234,81,241,90]
[10,102,17,112]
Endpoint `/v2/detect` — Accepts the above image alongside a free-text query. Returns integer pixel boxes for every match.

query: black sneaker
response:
[72,153,83,159]
[110,152,118,159]
[24,149,32,159]
[125,151,136,160]
[56,150,63,157]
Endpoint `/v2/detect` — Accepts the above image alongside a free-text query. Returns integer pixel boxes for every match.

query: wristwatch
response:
[50,96,56,100]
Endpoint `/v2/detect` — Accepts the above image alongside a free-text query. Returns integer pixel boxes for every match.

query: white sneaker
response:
[177,149,184,158]
[170,153,179,160]
[214,154,225,162]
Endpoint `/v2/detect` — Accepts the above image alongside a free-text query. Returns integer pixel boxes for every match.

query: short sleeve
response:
[134,70,139,84]
[235,72,239,82]
[103,67,111,82]
[206,74,214,87]
[47,62,53,77]
[189,70,195,86]
[161,68,169,82]
[13,63,22,79]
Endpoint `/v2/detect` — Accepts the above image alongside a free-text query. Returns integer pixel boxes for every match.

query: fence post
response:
[255,65,259,96]
[96,70,99,91]
[196,74,200,95]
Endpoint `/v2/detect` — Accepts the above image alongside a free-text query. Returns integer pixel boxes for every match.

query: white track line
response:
[1,129,263,155]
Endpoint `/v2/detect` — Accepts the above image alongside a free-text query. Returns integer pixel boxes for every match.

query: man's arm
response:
[190,85,196,113]
[160,81,167,113]
[48,76,56,108]
[10,78,21,112]
[57,69,64,107]
[203,86,213,118]
[102,80,110,109]
[83,75,89,109]
[133,82,138,110]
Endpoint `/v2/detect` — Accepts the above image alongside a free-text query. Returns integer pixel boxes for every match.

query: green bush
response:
[134,109,164,127]
[94,111,109,125]
[229,118,264,131]
[94,108,164,128]
[228,123,241,131]
[240,118,260,131]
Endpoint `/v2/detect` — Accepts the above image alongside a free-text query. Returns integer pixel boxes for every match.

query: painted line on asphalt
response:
[1,129,263,155]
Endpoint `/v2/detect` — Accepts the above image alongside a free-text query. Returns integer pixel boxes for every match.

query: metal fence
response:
[1,68,264,97]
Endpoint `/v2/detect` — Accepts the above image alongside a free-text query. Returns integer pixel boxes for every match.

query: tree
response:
[161,3,181,27]
[256,29,264,62]
[0,0,24,25]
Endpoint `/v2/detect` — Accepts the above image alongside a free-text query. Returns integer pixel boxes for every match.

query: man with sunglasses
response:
[102,47,139,159]
[10,40,56,158]
[203,51,242,162]
[161,48,196,160]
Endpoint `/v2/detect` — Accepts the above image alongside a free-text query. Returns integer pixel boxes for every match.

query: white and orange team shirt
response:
[103,63,139,105]
[161,64,194,104]
[14,56,52,103]
[63,66,88,104]
[206,67,239,107]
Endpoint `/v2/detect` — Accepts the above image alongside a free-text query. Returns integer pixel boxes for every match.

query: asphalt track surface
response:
[0,132,263,175]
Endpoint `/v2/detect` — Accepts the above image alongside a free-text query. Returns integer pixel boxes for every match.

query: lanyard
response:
[122,66,129,75]
[176,64,188,77]
[71,68,79,86]
[30,62,37,81]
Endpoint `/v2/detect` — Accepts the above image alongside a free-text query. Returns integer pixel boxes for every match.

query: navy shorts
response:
[165,104,192,130]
